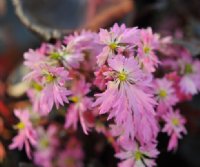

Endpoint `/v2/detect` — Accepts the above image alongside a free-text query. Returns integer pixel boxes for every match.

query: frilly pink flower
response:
[154,78,178,115]
[26,65,71,115]
[162,109,187,151]
[137,28,160,72]
[94,55,158,144]
[65,79,93,134]
[97,23,139,66]
[9,109,37,159]
[34,125,58,167]
[116,140,159,167]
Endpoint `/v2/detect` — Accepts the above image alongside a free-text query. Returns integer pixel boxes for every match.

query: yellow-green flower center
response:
[184,64,193,74]
[118,71,127,81]
[109,43,118,50]
[134,151,143,161]
[70,96,80,103]
[40,138,49,149]
[172,118,180,126]
[32,82,43,91]
[15,122,25,130]
[45,74,55,83]
[50,52,61,60]
[159,89,167,98]
[143,45,151,54]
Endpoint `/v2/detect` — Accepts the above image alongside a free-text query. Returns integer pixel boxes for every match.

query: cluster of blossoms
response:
[9,24,200,167]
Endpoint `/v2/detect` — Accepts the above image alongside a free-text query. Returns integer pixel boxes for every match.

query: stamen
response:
[172,118,180,126]
[118,71,127,81]
[159,89,167,98]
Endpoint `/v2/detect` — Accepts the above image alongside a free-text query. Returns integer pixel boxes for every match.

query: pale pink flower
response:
[179,57,200,95]
[97,24,139,66]
[26,65,71,115]
[58,44,84,69]
[24,49,47,70]
[138,28,160,72]
[34,125,58,167]
[9,109,37,159]
[65,79,93,134]
[166,56,200,95]
[154,78,178,114]
[24,43,59,70]
[162,109,187,151]
[94,55,158,143]
[116,140,159,167]
[63,31,100,71]
[64,30,97,47]
[165,72,192,101]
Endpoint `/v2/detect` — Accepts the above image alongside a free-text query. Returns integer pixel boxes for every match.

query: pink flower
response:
[154,78,178,114]
[57,44,84,69]
[165,72,192,101]
[97,24,139,66]
[137,28,160,72]
[24,49,47,70]
[34,125,58,167]
[116,140,159,167]
[9,109,37,159]
[165,56,200,95]
[57,137,84,167]
[65,79,93,134]
[26,65,71,115]
[178,57,200,95]
[64,30,97,47]
[94,55,158,144]
[162,109,187,151]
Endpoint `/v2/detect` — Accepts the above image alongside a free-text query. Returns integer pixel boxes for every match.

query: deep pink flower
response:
[116,140,159,167]
[94,65,112,90]
[9,109,37,159]
[162,109,187,151]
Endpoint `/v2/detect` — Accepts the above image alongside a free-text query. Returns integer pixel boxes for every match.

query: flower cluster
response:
[9,24,200,167]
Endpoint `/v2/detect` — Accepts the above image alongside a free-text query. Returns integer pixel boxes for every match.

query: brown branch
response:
[84,0,134,31]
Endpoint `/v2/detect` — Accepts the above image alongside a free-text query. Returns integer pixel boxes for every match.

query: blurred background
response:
[0,0,200,166]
